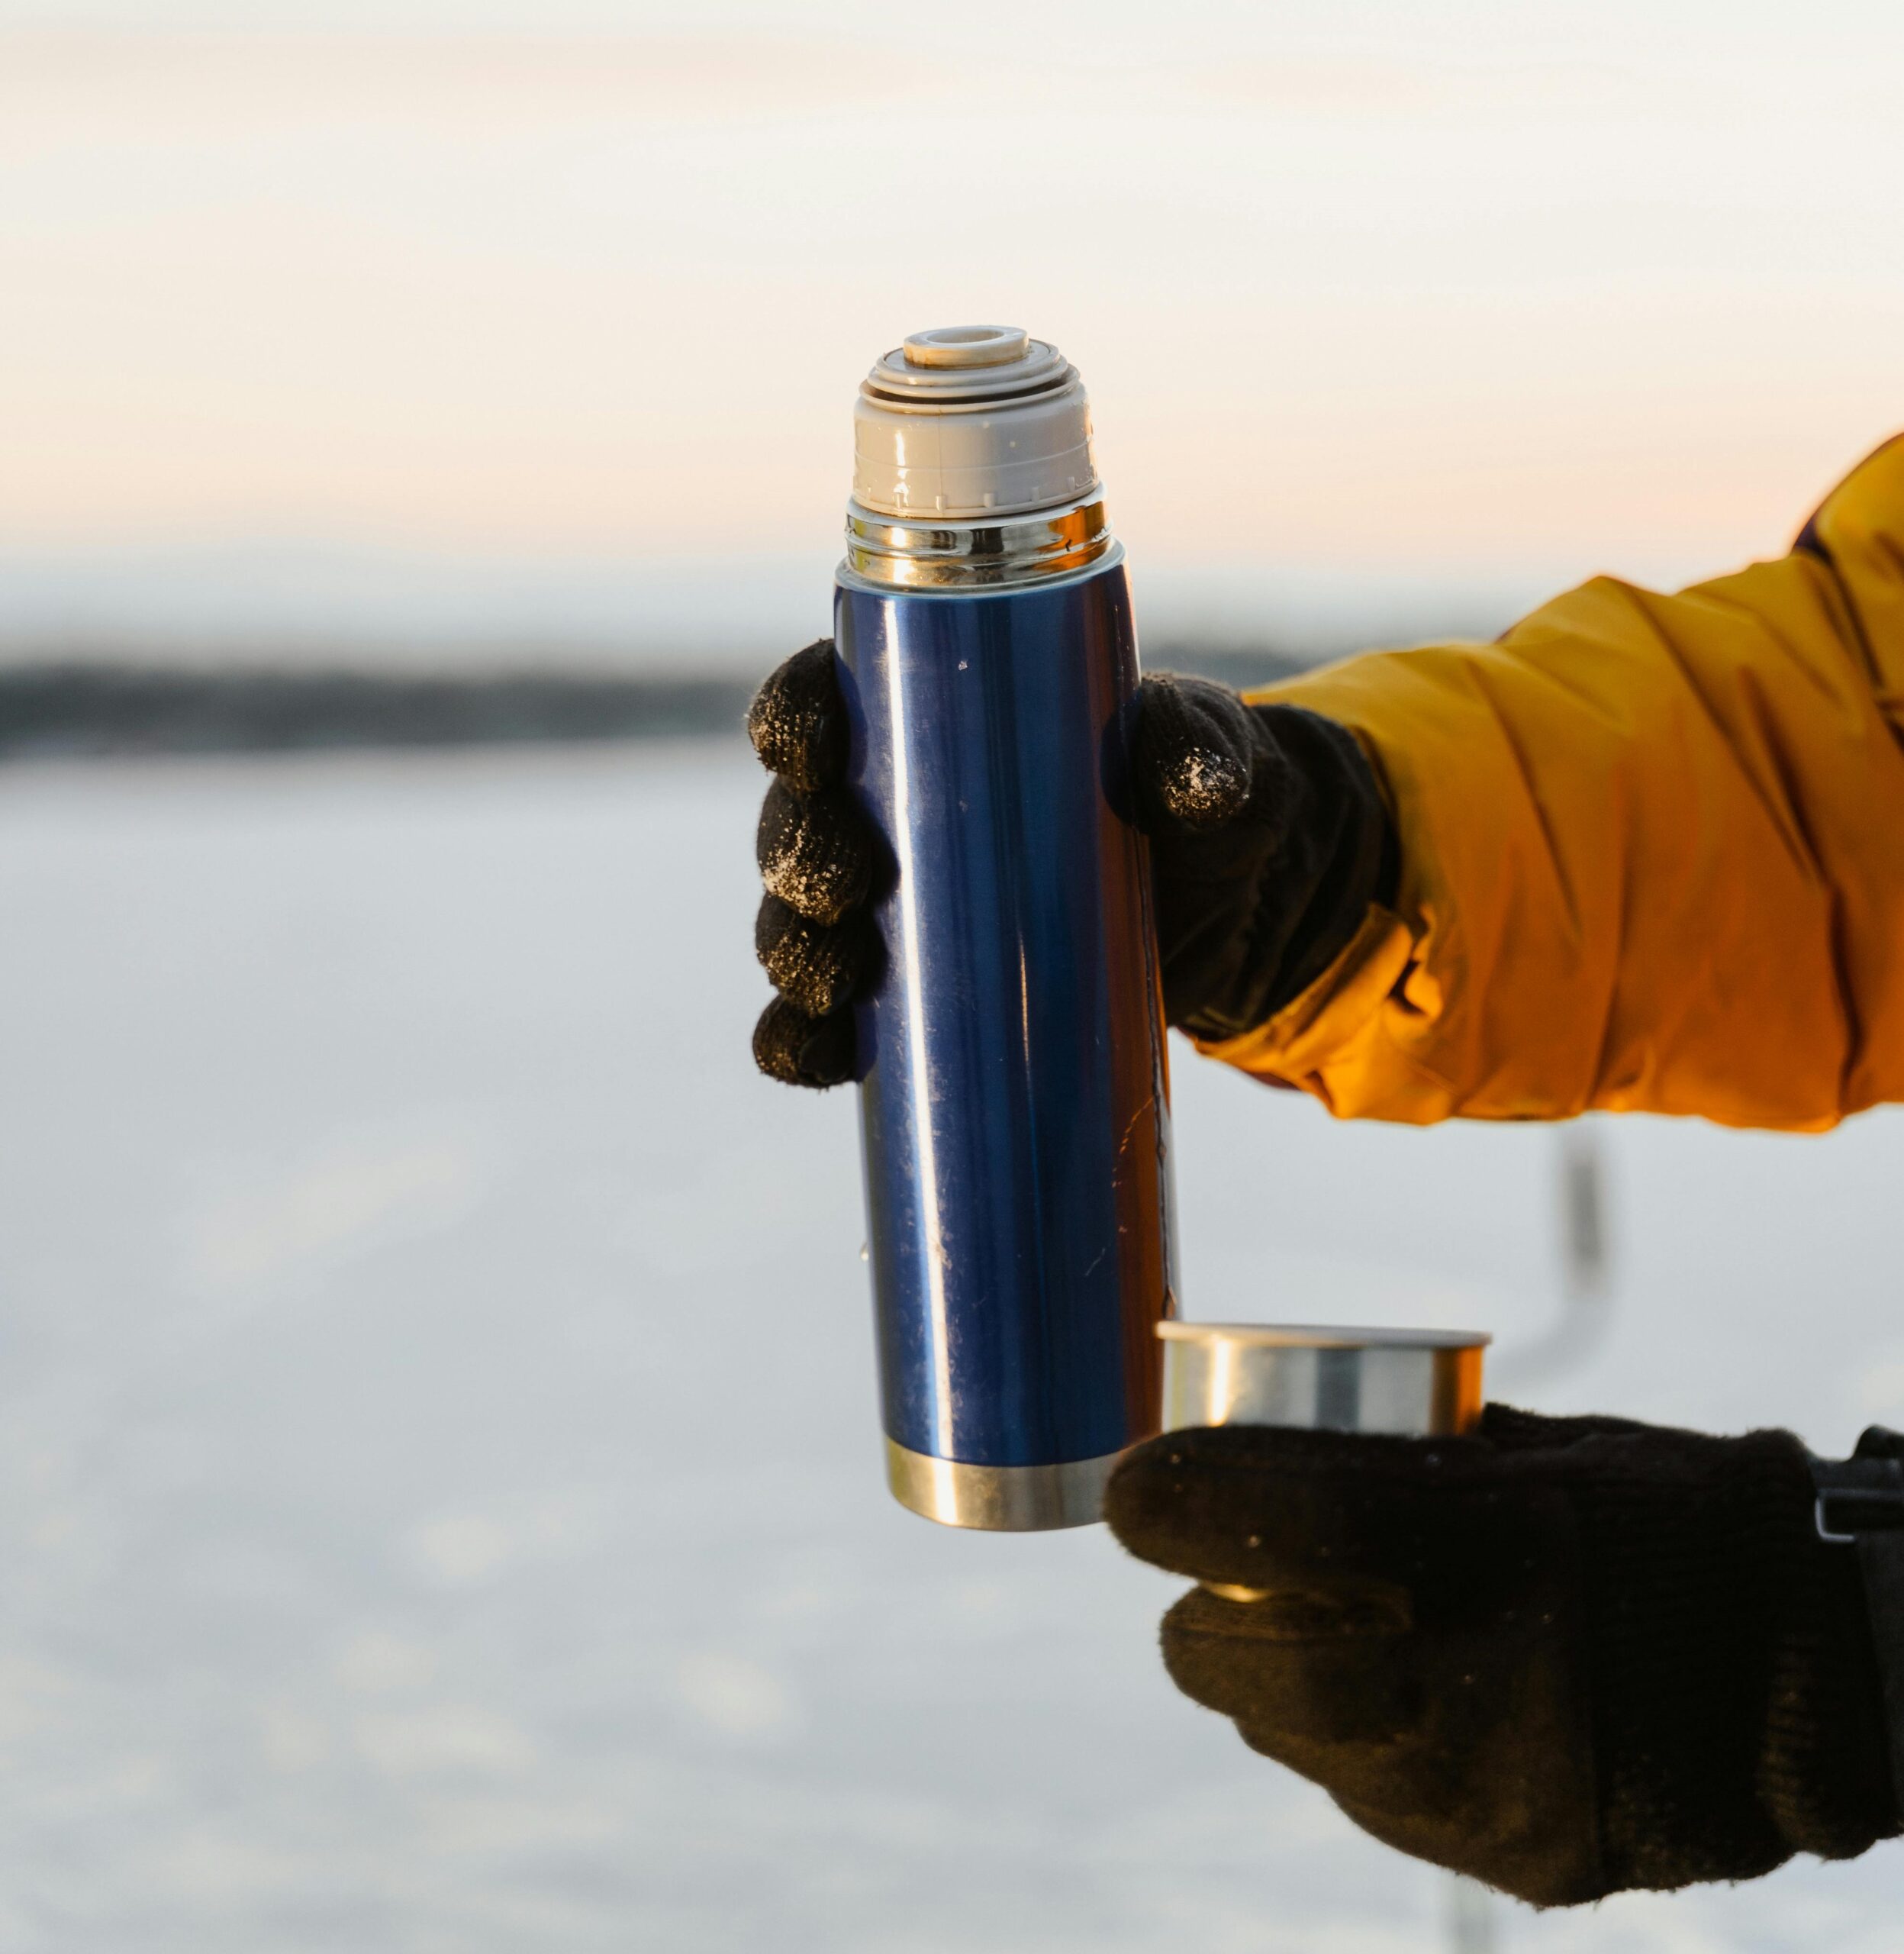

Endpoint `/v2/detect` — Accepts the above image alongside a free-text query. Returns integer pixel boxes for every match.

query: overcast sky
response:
[3,1,1901,657]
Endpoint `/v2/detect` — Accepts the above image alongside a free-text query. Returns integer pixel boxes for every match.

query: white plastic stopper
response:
[852,325,1098,522]
[901,325,1031,369]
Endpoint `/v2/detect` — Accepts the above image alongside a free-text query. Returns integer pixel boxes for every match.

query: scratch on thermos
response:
[835,326,1178,1530]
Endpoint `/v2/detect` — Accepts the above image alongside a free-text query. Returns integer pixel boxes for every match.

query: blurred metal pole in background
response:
[1491,1120,1613,1395]
[1558,1120,1610,1312]
[1445,1119,1613,1951]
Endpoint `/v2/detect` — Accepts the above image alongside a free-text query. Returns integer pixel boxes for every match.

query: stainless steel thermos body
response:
[836,328,1176,1530]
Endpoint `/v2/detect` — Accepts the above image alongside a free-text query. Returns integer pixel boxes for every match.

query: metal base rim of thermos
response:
[884,1438,1123,1532]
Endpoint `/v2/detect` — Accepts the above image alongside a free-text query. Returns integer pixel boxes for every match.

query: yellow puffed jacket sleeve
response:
[1203,435,1904,1131]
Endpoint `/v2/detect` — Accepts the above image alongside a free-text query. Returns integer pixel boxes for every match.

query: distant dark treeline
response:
[0,649,1316,761]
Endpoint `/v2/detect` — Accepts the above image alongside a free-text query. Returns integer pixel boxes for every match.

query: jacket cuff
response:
[1190,901,1422,1113]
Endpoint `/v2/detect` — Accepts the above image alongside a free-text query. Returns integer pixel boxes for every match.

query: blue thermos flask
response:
[836,326,1178,1530]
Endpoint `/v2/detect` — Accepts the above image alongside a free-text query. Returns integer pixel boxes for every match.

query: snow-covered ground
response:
[1,742,1899,1952]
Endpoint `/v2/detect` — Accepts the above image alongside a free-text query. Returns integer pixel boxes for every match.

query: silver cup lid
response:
[1157,1320,1490,1440]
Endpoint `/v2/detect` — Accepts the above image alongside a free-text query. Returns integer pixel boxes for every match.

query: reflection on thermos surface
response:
[836,327,1177,1530]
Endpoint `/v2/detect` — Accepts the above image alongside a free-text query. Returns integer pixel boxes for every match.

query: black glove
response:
[1104,1406,1899,1907]
[748,641,1396,1086]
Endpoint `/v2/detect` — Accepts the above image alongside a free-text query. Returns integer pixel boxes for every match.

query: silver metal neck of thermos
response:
[843,325,1116,591]
[843,493,1113,589]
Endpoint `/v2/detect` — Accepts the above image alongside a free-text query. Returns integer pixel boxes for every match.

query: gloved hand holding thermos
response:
[752,653,1394,1086]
